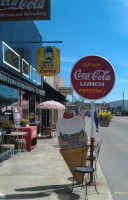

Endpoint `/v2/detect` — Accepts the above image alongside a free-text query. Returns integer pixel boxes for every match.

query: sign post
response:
[90,100,94,183]
[71,55,115,183]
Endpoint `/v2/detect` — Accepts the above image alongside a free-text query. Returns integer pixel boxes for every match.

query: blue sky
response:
[34,0,128,103]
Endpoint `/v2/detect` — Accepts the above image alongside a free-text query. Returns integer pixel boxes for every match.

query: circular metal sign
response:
[70,55,115,100]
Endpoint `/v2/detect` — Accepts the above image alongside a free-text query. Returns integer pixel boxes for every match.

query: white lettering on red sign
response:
[0,0,46,10]
[70,55,115,100]
[80,82,105,86]
[32,130,36,136]
[74,69,111,81]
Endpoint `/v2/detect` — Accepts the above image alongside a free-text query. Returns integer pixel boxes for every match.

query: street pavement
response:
[0,127,113,200]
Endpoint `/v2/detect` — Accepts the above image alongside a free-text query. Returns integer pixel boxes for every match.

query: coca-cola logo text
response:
[0,0,46,10]
[71,55,115,100]
[74,69,111,81]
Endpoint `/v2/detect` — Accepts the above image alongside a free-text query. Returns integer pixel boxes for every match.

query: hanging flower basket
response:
[99,119,110,127]
[97,111,114,128]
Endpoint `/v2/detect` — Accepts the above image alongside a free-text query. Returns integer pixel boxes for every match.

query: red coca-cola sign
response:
[0,0,50,21]
[71,55,115,100]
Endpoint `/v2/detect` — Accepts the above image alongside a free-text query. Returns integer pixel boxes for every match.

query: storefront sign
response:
[71,55,115,100]
[58,87,73,95]
[30,112,35,119]
[2,107,6,113]
[37,46,60,76]
[7,106,12,110]
[13,107,22,127]
[0,0,50,21]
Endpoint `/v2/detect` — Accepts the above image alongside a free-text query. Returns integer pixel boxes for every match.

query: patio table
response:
[6,131,28,151]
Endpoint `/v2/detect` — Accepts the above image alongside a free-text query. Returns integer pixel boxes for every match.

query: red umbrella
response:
[37,100,66,109]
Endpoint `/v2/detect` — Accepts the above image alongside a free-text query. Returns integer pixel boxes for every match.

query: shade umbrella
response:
[37,100,66,131]
[37,100,66,109]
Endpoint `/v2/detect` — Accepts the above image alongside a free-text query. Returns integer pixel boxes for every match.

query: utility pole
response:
[123,91,124,116]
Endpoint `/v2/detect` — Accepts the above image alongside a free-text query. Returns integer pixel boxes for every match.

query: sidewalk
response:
[0,132,113,200]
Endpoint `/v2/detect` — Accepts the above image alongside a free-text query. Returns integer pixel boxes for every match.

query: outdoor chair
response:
[72,165,99,199]
[15,132,27,153]
[71,142,102,199]
[1,131,15,160]
[15,138,26,152]
[87,139,103,171]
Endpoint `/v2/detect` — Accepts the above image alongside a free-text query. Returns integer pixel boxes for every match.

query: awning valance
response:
[0,71,45,96]
[43,81,69,103]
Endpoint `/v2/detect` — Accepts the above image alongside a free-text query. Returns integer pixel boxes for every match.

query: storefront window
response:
[29,92,35,123]
[2,41,20,72]
[22,59,30,78]
[30,66,36,82]
[37,73,41,85]
[36,94,41,122]
[22,89,29,120]
[0,84,19,122]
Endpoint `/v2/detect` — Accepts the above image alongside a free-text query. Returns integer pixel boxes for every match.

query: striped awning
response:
[0,71,45,96]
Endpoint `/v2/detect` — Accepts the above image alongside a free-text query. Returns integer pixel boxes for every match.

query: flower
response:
[20,119,29,123]
[97,111,114,120]
[0,121,5,128]
[0,121,4,125]
[2,120,15,129]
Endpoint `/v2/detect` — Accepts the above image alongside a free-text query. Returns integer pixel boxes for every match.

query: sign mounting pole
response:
[90,100,95,183]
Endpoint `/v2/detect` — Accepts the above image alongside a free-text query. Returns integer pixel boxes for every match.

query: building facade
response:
[0,21,67,134]
[110,100,128,115]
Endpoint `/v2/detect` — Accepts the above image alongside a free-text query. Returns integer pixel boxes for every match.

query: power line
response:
[14,41,63,44]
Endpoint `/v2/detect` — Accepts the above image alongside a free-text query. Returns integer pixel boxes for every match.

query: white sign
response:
[56,116,85,135]
[58,130,88,149]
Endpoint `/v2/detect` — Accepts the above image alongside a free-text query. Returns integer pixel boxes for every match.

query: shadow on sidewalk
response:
[37,135,53,140]
[1,184,80,200]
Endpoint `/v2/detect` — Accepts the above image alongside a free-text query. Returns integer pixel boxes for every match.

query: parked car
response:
[85,110,91,117]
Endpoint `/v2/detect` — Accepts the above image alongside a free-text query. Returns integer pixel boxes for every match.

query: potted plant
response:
[45,127,51,136]
[20,119,29,127]
[2,120,15,134]
[97,111,114,127]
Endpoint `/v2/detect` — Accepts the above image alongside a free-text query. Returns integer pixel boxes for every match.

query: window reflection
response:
[36,94,40,122]
[29,92,35,123]
[22,59,30,77]
[3,41,20,71]
[0,84,19,121]
[22,90,29,120]
[30,66,36,82]
[37,73,41,85]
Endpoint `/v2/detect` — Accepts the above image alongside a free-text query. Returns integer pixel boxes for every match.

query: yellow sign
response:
[37,46,60,76]
[30,112,35,119]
